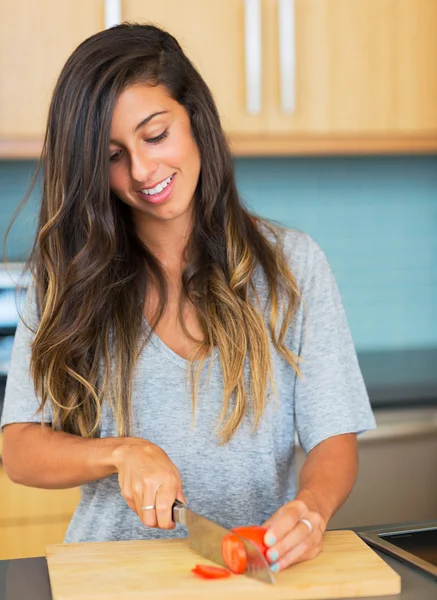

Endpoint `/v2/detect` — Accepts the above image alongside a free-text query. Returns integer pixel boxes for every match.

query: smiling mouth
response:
[136,173,176,205]
[139,174,174,197]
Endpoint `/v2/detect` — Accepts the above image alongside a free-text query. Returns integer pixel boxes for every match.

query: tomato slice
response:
[231,525,268,557]
[221,533,247,574]
[221,525,269,574]
[191,564,231,579]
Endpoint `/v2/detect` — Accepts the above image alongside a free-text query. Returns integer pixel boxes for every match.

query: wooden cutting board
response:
[46,530,401,600]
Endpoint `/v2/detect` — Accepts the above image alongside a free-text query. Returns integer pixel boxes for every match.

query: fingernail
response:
[268,549,279,562]
[265,533,276,547]
[270,563,280,573]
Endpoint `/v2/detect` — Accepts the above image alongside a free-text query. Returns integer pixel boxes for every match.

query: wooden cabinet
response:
[1,0,437,157]
[264,0,437,136]
[0,520,76,561]
[0,0,103,157]
[0,436,80,559]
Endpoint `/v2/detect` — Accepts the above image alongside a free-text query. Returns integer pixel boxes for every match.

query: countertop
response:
[0,523,436,600]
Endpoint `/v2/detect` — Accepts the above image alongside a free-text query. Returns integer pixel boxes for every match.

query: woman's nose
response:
[130,151,158,184]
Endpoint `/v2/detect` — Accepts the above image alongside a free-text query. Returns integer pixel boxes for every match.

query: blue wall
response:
[1,156,436,352]
[0,161,40,263]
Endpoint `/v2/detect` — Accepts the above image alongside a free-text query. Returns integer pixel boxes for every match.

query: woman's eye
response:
[147,129,169,144]
[109,129,168,162]
[109,151,121,163]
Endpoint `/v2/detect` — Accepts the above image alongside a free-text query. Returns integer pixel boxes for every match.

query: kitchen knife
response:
[172,499,275,584]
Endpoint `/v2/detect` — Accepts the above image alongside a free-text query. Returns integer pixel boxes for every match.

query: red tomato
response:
[221,534,247,574]
[221,525,269,574]
[191,564,231,579]
[232,525,268,557]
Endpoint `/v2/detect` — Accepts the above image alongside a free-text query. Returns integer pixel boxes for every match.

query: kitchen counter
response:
[0,523,435,600]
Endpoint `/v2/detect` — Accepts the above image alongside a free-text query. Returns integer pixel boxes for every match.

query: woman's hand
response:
[112,438,186,529]
[261,498,326,572]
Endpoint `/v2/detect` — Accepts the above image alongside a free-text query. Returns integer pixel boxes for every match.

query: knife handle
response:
[172,499,188,526]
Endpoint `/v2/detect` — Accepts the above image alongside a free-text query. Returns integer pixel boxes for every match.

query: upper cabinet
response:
[1,0,437,157]
[0,0,103,154]
[263,0,437,138]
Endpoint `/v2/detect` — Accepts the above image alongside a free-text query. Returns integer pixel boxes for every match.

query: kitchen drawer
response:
[0,467,80,522]
[0,518,71,560]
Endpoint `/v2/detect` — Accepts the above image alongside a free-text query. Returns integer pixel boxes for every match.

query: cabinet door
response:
[0,520,72,559]
[123,0,267,135]
[0,467,80,521]
[0,0,103,139]
[0,453,80,559]
[264,0,437,135]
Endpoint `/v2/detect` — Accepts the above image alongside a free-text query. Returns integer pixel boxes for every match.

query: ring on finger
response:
[141,504,156,511]
[299,518,313,534]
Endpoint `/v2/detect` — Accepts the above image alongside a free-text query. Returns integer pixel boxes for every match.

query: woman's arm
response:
[2,422,186,529]
[262,433,358,571]
[2,422,124,488]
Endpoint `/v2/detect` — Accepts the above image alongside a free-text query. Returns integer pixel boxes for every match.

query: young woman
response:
[1,23,375,573]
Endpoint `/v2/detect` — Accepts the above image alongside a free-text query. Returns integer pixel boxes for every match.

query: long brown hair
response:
[13,23,300,443]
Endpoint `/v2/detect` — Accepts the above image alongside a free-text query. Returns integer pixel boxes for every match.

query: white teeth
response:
[141,175,173,196]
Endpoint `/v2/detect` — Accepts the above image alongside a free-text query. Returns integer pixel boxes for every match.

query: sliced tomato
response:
[231,525,269,557]
[191,564,231,579]
[221,533,247,574]
[222,525,269,574]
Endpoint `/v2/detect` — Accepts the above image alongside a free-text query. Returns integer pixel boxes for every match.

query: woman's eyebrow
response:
[134,111,169,132]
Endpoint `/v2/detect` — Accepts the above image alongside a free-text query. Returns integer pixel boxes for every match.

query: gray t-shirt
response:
[1,229,376,543]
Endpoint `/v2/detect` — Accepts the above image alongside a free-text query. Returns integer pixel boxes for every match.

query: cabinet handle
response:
[104,0,121,29]
[244,0,262,115]
[278,0,296,113]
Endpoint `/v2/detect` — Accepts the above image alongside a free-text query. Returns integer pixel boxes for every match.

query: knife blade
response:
[172,500,275,584]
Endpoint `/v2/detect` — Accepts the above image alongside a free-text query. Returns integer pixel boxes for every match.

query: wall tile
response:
[0,160,40,263]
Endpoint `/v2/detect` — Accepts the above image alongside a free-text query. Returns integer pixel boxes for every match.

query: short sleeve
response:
[291,234,376,454]
[1,283,54,429]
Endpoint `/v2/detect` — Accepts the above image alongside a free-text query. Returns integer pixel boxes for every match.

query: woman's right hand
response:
[112,438,186,529]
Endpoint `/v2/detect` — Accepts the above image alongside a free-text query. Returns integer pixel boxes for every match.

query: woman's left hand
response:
[261,499,326,572]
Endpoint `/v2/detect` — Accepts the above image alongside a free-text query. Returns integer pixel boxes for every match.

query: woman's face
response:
[109,82,201,229]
